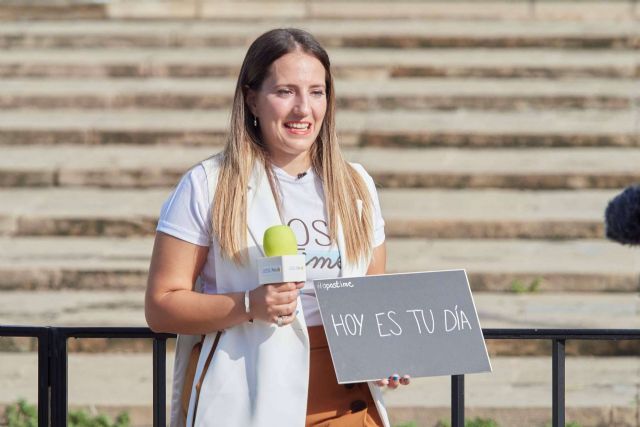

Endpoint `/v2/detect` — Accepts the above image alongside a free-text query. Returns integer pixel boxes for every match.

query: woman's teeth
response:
[285,123,310,129]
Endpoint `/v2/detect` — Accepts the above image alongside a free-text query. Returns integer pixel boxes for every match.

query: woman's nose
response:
[293,93,311,116]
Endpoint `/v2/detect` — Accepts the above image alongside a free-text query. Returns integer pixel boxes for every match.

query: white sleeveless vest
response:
[169,154,391,427]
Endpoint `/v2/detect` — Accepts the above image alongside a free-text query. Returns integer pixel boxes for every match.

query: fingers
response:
[272,312,296,327]
[388,374,400,389]
[271,282,299,292]
[267,284,299,326]
[270,290,299,306]
[267,283,301,304]
[272,300,297,318]
[376,374,411,388]
[251,282,304,326]
[399,375,411,385]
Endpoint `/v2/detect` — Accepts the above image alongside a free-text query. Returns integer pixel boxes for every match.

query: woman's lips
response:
[284,122,312,135]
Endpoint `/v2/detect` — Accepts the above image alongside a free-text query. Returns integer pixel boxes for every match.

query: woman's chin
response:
[278,136,317,153]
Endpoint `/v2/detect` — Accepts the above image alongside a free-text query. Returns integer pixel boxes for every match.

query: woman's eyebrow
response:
[273,83,326,89]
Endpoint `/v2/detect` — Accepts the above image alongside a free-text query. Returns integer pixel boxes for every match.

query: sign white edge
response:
[313,269,493,383]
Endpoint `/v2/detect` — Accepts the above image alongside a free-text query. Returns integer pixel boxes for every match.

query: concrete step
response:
[0,109,637,147]
[107,1,640,23]
[2,145,639,190]
[0,2,105,21]
[1,47,638,78]
[5,0,637,21]
[2,20,639,49]
[1,237,638,292]
[0,77,635,111]
[0,353,638,427]
[0,188,617,239]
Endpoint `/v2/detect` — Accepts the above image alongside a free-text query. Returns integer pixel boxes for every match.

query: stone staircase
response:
[1,1,639,426]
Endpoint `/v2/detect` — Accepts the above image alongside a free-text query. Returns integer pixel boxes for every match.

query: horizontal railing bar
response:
[0,325,175,339]
[0,326,50,337]
[483,328,640,340]
[2,326,640,340]
[60,329,175,340]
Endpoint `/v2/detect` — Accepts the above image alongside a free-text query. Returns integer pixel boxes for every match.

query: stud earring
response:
[253,116,257,127]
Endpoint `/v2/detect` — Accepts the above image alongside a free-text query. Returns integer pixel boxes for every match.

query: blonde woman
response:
[145,28,410,427]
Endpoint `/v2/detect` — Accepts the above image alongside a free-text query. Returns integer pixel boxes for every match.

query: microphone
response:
[258,225,307,285]
[605,185,640,245]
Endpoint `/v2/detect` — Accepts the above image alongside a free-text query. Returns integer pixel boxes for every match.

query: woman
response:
[145,28,410,427]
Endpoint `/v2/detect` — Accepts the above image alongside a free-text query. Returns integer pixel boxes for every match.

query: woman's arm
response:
[145,232,303,334]
[145,232,252,335]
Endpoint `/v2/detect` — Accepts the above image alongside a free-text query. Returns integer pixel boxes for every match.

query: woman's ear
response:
[245,86,257,116]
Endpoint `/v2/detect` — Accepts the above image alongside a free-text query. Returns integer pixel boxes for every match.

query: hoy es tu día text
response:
[330,306,472,338]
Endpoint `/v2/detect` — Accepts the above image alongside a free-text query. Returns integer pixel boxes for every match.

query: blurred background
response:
[0,0,639,426]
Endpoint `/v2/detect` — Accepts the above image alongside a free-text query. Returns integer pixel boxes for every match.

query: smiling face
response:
[246,50,328,172]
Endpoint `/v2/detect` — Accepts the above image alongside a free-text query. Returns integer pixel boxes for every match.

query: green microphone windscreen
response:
[263,225,298,257]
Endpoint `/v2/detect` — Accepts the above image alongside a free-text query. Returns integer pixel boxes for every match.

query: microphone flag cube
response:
[258,225,306,285]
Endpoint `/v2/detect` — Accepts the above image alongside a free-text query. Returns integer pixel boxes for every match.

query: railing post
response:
[38,328,50,427]
[153,337,167,427]
[552,339,565,427]
[451,374,464,427]
[50,328,68,427]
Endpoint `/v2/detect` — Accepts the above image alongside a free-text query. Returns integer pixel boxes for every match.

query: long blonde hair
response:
[213,28,374,266]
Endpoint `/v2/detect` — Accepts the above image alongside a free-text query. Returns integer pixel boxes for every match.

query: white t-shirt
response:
[156,162,385,327]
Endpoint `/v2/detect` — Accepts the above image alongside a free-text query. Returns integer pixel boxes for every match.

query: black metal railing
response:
[1,326,639,427]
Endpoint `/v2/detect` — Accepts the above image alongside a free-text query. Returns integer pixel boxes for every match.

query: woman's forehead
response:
[265,52,326,86]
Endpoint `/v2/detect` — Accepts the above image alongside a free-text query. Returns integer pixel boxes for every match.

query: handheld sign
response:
[313,270,491,383]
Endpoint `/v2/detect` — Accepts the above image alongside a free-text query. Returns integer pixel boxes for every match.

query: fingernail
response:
[392,374,399,381]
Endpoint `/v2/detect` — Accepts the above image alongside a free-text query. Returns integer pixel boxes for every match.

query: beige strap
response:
[191,331,222,427]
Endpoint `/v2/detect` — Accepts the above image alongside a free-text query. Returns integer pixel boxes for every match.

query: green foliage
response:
[544,422,582,427]
[465,419,499,427]
[5,399,37,427]
[4,399,130,427]
[68,410,129,427]
[393,422,418,427]
[510,277,542,294]
[437,417,500,427]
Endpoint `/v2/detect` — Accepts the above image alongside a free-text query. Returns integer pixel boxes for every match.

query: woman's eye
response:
[277,89,293,95]
[312,90,325,97]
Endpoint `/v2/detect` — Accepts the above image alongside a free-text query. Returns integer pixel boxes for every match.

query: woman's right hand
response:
[249,281,304,326]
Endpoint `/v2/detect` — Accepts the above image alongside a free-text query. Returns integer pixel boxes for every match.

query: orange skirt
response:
[306,326,384,427]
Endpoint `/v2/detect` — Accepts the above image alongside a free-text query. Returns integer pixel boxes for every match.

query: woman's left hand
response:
[374,373,411,389]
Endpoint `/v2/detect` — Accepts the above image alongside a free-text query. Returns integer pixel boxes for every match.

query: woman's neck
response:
[269,153,311,177]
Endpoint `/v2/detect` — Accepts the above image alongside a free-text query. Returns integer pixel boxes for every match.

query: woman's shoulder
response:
[174,152,225,209]
[348,161,368,175]
[347,162,375,186]
[186,151,225,195]
[199,151,225,177]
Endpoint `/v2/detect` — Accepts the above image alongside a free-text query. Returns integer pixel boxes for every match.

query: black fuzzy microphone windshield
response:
[605,185,640,245]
